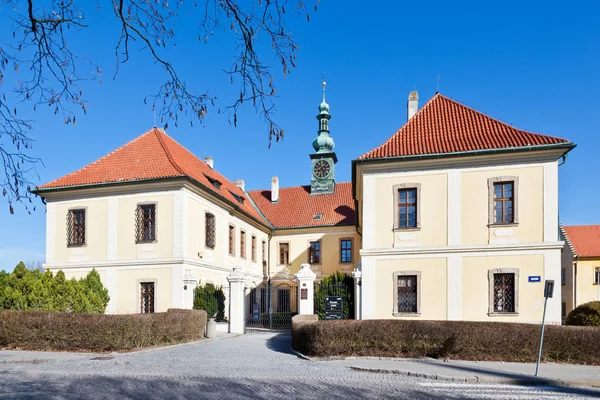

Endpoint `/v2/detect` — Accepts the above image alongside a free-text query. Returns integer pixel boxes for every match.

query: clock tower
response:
[310,82,337,195]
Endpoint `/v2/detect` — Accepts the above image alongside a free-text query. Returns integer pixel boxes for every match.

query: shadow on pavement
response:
[264,333,293,355]
[413,361,600,398]
[0,373,447,399]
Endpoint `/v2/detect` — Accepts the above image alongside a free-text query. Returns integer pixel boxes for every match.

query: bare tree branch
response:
[0,0,316,213]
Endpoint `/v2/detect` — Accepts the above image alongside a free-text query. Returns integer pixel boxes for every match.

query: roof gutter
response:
[351,142,576,199]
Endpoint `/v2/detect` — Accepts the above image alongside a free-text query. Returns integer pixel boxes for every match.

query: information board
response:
[324,296,343,320]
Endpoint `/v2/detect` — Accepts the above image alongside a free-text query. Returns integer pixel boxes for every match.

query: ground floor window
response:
[595,267,600,285]
[488,269,519,315]
[277,288,291,313]
[260,287,268,313]
[140,282,155,313]
[393,271,421,315]
[562,302,567,318]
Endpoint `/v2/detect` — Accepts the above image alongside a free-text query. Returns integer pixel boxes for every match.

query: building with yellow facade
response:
[34,86,574,327]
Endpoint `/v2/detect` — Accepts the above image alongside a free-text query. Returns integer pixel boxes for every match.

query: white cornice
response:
[360,241,565,257]
[44,257,234,273]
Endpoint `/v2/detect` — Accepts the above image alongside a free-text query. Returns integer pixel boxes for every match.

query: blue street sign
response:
[529,276,541,283]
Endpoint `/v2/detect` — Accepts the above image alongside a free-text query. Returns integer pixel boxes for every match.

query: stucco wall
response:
[462,254,545,323]
[373,174,448,249]
[461,166,544,246]
[372,257,447,320]
[269,226,360,279]
[576,258,600,306]
[116,267,172,314]
[53,199,108,263]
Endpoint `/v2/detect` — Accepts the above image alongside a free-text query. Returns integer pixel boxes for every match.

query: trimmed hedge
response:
[292,317,600,365]
[566,301,600,326]
[0,308,207,352]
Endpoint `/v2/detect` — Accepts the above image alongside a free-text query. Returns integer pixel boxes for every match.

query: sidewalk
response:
[316,356,600,387]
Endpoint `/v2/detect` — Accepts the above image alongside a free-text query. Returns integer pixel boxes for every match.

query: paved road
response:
[1,333,599,399]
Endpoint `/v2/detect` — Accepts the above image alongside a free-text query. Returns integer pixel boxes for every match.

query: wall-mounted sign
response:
[528,276,541,283]
[252,304,259,321]
[301,288,308,300]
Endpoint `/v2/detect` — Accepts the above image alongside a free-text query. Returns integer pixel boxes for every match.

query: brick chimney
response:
[408,91,419,120]
[271,176,279,203]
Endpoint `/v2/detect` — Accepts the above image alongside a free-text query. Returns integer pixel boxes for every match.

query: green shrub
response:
[0,263,109,313]
[292,318,600,365]
[0,308,207,352]
[314,272,354,320]
[193,282,226,321]
[566,301,600,326]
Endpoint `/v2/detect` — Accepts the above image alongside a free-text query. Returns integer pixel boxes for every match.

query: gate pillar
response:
[227,268,246,334]
[295,263,316,315]
[352,264,362,320]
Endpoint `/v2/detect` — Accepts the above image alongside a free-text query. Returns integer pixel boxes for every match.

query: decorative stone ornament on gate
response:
[295,263,317,315]
[352,265,362,320]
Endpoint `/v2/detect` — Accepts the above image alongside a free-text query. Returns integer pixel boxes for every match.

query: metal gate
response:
[245,279,298,333]
[314,281,354,320]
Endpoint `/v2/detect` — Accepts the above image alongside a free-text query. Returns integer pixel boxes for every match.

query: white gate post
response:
[352,264,362,320]
[295,264,316,315]
[227,268,246,334]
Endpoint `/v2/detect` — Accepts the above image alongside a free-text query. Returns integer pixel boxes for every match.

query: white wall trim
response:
[105,268,117,314]
[360,257,376,319]
[46,202,56,264]
[447,254,463,320]
[543,161,559,242]
[44,256,235,273]
[447,170,461,246]
[363,160,554,179]
[543,249,562,324]
[173,191,184,258]
[107,198,118,261]
[361,241,564,257]
[362,175,376,249]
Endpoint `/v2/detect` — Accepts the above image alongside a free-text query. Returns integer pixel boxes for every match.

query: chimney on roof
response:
[271,176,279,203]
[408,91,419,120]
[234,179,245,192]
[204,156,214,169]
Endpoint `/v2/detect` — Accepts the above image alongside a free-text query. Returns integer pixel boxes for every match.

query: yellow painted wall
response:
[461,166,544,246]
[54,199,108,263]
[372,257,447,319]
[575,258,600,306]
[561,245,575,316]
[186,190,269,278]
[269,226,360,278]
[117,194,174,260]
[462,254,545,322]
[116,268,172,314]
[57,268,106,283]
[373,174,448,249]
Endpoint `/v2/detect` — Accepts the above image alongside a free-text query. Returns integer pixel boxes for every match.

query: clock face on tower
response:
[313,160,331,179]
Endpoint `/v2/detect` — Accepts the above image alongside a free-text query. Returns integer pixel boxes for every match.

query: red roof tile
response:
[359,93,572,160]
[37,128,267,224]
[562,225,600,258]
[248,182,355,229]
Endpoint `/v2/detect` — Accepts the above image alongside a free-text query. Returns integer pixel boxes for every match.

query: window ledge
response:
[393,312,421,317]
[67,244,87,248]
[136,240,158,245]
[393,227,421,232]
[204,246,215,251]
[488,312,519,317]
[488,223,519,228]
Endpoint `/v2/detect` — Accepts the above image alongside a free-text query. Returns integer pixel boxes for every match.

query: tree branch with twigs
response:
[0,0,317,214]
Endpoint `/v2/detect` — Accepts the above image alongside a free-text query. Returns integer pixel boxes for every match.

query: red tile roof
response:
[248,182,356,229]
[37,128,267,224]
[359,93,572,160]
[562,225,600,258]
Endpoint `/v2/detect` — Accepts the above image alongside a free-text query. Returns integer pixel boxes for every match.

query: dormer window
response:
[204,174,222,190]
[230,190,245,205]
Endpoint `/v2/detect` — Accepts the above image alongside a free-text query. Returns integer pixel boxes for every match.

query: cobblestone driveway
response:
[1,333,599,399]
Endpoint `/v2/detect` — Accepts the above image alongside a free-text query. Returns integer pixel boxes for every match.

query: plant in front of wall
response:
[193,282,226,322]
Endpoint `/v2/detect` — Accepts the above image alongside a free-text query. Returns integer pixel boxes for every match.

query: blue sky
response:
[0,0,598,270]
